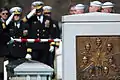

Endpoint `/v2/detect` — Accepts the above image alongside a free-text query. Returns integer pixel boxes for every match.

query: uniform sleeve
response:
[49,19,60,39]
[0,23,3,35]
[53,21,60,38]
[0,22,10,44]
[49,18,54,38]
[22,15,34,25]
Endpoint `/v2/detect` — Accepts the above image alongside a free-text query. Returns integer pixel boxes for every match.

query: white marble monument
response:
[62,12,120,80]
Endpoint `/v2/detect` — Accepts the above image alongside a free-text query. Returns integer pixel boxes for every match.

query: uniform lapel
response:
[42,15,46,25]
[36,15,44,24]
[14,21,21,35]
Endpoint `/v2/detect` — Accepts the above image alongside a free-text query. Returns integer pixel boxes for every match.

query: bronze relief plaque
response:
[76,36,120,80]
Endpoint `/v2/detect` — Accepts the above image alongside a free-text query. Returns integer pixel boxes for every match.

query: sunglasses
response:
[14,14,20,16]
[44,12,51,14]
[36,9,43,13]
[1,13,8,15]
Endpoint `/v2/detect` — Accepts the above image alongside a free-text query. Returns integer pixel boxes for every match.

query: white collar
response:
[14,22,20,28]
[1,18,5,22]
[37,15,43,23]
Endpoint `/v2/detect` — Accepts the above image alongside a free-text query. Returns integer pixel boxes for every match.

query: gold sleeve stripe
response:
[2,23,6,29]
[50,42,55,46]
[56,42,60,46]
[27,48,32,52]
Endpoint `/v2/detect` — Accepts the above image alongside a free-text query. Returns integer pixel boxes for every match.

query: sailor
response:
[0,7,10,80]
[101,2,114,13]
[74,4,85,14]
[7,7,28,61]
[23,1,55,67]
[43,5,60,68]
[69,4,76,15]
[89,1,102,12]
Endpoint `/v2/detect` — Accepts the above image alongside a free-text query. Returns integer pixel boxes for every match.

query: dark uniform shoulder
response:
[27,15,38,24]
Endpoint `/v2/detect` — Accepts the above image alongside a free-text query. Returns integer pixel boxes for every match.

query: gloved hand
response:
[49,46,54,53]
[7,37,14,45]
[25,53,32,59]
[6,13,14,25]
[27,9,36,19]
[23,30,28,36]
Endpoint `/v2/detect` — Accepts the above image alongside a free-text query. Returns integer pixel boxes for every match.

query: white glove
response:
[25,54,32,59]
[27,9,36,19]
[6,13,14,25]
[49,46,54,52]
[7,37,14,45]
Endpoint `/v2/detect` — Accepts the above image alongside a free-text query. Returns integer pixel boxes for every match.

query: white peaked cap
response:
[43,6,52,10]
[90,1,102,7]
[102,2,114,8]
[10,7,22,14]
[32,1,44,6]
[74,4,85,10]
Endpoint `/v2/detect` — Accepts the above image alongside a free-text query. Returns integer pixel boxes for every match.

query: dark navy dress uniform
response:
[0,19,10,79]
[25,15,54,66]
[51,20,60,39]
[43,6,61,70]
[7,20,28,60]
[0,19,10,57]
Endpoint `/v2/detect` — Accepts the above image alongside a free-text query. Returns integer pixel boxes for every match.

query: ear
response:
[0,13,2,16]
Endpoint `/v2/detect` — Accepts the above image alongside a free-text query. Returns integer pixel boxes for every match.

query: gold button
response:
[43,30,45,32]
[13,44,15,46]
[37,29,39,32]
[37,34,39,36]
[19,45,21,47]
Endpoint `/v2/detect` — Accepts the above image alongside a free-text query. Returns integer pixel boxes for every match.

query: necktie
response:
[14,22,20,28]
[37,16,43,23]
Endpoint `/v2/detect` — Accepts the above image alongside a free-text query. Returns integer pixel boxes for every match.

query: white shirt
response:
[37,15,43,23]
[14,22,20,28]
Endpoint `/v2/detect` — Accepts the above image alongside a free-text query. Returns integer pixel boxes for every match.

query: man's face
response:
[0,10,9,20]
[89,6,101,12]
[36,9,43,16]
[36,12,42,16]
[75,9,84,14]
[101,8,112,13]
[13,14,20,21]
[69,6,76,15]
